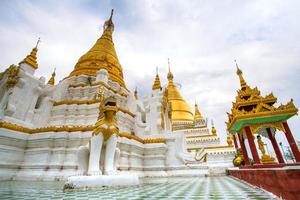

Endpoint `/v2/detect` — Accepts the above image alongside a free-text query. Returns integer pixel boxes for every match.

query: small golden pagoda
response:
[152,68,162,90]
[226,64,299,165]
[19,40,39,70]
[47,68,56,85]
[166,67,193,122]
[194,103,203,122]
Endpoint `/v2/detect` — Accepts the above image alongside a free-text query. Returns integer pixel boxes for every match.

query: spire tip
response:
[35,37,41,49]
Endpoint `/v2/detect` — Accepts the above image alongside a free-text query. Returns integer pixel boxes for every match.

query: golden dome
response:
[69,10,127,88]
[167,68,193,122]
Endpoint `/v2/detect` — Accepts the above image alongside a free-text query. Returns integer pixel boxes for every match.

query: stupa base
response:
[64,174,139,191]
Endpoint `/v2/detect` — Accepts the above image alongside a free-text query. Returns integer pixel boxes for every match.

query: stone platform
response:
[64,174,140,190]
[228,165,300,200]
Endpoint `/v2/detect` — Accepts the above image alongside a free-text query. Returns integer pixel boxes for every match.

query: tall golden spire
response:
[235,60,248,89]
[152,67,162,90]
[47,68,56,85]
[69,10,127,88]
[166,59,193,122]
[194,102,203,121]
[19,38,40,69]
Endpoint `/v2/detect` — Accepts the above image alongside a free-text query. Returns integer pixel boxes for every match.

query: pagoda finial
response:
[35,37,41,49]
[47,68,56,85]
[110,9,114,19]
[167,58,173,81]
[235,60,248,89]
[152,67,162,90]
[194,102,203,121]
[134,86,138,100]
[19,39,39,70]
[103,9,115,31]
[211,120,217,135]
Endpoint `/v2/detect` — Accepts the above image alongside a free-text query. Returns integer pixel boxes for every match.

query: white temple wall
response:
[0,130,172,180]
[144,90,163,135]
[1,70,46,127]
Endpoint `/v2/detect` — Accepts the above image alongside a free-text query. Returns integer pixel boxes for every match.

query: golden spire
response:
[47,68,56,85]
[194,102,203,121]
[69,10,127,88]
[167,58,174,81]
[134,87,138,100]
[211,120,217,135]
[152,67,162,90]
[19,38,40,69]
[235,60,248,89]
[166,59,193,122]
[103,9,114,31]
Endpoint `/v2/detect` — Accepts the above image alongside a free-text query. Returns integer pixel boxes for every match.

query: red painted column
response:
[238,132,250,165]
[282,122,300,162]
[266,128,285,164]
[244,126,260,164]
[233,133,238,149]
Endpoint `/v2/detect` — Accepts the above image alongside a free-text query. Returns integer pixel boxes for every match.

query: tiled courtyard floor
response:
[0,176,276,199]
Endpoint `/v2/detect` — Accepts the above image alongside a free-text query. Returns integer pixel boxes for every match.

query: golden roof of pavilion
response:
[226,66,298,134]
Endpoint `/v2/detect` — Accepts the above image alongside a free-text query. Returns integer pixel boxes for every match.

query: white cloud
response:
[0,0,299,145]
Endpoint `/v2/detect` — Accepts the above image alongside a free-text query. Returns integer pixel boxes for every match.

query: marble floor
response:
[0,176,276,200]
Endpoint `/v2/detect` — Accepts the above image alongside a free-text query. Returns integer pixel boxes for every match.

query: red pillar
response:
[233,134,238,149]
[282,122,300,162]
[244,126,260,164]
[238,132,250,165]
[266,128,285,164]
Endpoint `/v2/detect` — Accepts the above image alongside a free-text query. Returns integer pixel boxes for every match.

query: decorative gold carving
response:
[0,121,95,134]
[53,98,102,106]
[0,121,166,144]
[187,145,234,151]
[92,97,119,141]
[186,134,217,139]
[6,65,20,88]
[249,121,285,134]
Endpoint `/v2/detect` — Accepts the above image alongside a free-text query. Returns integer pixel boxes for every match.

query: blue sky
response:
[0,0,300,148]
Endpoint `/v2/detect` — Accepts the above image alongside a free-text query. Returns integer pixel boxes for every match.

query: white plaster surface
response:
[65,174,139,189]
